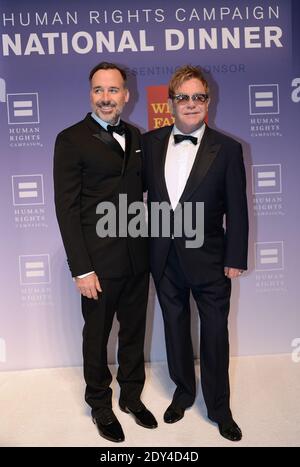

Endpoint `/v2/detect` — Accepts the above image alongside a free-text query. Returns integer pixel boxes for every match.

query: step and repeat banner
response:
[0,0,299,370]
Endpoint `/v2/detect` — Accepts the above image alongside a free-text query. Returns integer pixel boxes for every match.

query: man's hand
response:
[75,273,102,300]
[224,267,244,279]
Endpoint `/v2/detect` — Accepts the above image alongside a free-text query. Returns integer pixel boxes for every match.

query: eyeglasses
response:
[171,93,209,104]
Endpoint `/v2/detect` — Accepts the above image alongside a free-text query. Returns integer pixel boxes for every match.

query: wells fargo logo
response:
[147,85,175,130]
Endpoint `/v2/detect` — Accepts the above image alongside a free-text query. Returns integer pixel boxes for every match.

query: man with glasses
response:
[142,65,248,441]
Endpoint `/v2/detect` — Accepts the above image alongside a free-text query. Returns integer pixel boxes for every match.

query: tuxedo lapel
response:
[85,114,124,159]
[122,124,131,176]
[151,126,172,204]
[179,126,220,203]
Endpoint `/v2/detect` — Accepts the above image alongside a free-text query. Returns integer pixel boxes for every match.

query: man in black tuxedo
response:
[54,62,157,443]
[142,65,248,441]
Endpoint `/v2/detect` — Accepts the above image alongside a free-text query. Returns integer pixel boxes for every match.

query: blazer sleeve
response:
[224,142,249,270]
[53,131,93,277]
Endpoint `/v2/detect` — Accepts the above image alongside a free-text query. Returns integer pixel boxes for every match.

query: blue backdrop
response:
[0,0,300,370]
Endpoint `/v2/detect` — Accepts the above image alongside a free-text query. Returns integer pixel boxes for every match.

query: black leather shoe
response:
[218,419,242,441]
[163,404,185,424]
[92,409,125,443]
[119,401,158,429]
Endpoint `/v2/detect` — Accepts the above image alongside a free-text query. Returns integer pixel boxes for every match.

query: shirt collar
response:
[91,112,120,131]
[173,122,206,139]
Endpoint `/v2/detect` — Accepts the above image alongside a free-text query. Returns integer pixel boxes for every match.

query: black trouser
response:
[155,244,232,423]
[82,272,149,418]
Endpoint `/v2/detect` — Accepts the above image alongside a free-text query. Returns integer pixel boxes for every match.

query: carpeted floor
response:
[0,354,299,447]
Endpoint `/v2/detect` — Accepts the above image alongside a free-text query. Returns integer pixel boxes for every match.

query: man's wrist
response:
[73,271,95,281]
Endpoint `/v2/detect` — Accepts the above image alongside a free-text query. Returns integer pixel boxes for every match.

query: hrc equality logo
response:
[19,254,51,285]
[7,92,39,124]
[249,84,279,115]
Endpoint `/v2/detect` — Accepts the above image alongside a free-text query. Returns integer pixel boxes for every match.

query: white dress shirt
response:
[165,124,206,210]
[91,112,126,150]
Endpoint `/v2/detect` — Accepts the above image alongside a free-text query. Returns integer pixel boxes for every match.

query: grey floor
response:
[0,354,299,447]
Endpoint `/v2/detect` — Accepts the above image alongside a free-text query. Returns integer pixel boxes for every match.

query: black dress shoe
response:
[119,401,158,429]
[92,409,125,443]
[218,419,242,441]
[163,404,185,424]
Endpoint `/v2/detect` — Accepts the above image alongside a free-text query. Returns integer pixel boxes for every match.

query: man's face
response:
[90,69,129,124]
[169,78,209,134]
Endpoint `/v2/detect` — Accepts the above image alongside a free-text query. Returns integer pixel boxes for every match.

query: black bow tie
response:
[107,121,126,136]
[174,134,198,145]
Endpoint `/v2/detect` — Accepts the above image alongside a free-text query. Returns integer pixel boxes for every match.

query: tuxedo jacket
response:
[142,125,249,284]
[54,113,148,278]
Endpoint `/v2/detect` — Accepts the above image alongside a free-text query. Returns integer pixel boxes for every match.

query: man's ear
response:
[125,89,130,103]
